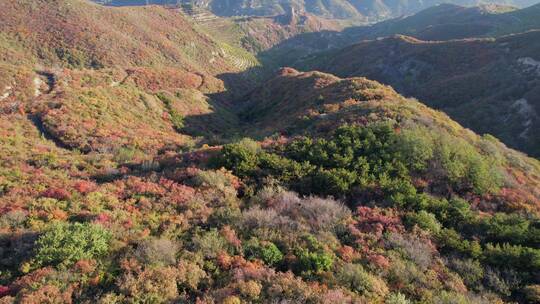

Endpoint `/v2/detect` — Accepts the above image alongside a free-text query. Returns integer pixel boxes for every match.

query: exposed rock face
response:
[518,57,540,76]
[273,5,302,25]
[512,98,538,139]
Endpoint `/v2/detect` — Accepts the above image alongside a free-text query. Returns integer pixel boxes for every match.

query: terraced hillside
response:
[0,0,265,91]
[0,0,269,151]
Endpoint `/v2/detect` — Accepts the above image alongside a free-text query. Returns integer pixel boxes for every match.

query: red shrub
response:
[217,252,232,270]
[367,254,390,269]
[221,226,241,248]
[10,267,56,293]
[94,213,110,224]
[337,245,357,263]
[127,67,202,92]
[232,261,268,282]
[349,207,404,251]
[41,188,71,201]
[73,180,97,194]
[73,259,97,274]
[354,207,403,236]
[123,219,133,229]
[0,285,10,297]
[125,177,165,197]
[160,179,196,205]
[18,284,73,304]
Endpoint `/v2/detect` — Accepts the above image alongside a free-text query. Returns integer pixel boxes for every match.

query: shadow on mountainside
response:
[179,65,276,144]
[178,23,378,139]
[177,28,369,144]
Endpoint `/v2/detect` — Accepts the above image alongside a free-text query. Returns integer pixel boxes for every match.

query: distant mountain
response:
[95,0,540,20]
[96,0,365,19]
[245,2,540,72]
[347,2,540,40]
[278,3,540,47]
[301,31,540,157]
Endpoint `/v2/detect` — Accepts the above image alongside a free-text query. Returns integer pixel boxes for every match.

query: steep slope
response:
[252,3,540,71]
[189,7,346,69]
[343,0,531,19]
[301,31,540,158]
[99,0,365,19]
[0,0,264,156]
[0,0,259,77]
[239,68,540,208]
[88,1,540,72]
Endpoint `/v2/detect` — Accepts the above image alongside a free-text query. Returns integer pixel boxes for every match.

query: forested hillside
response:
[1,0,540,303]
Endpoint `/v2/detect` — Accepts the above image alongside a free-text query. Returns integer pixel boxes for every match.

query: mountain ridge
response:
[94,0,540,20]
[299,29,540,157]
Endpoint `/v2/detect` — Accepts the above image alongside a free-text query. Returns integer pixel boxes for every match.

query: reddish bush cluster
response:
[367,254,391,269]
[41,187,71,201]
[348,206,404,252]
[73,180,97,194]
[221,226,242,248]
[126,67,203,92]
[352,207,403,236]
[0,285,10,297]
[159,178,197,205]
[124,177,166,197]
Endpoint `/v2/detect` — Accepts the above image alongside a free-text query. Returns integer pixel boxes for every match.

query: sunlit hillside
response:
[1,0,540,303]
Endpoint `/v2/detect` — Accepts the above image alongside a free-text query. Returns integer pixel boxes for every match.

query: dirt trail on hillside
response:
[27,71,72,151]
